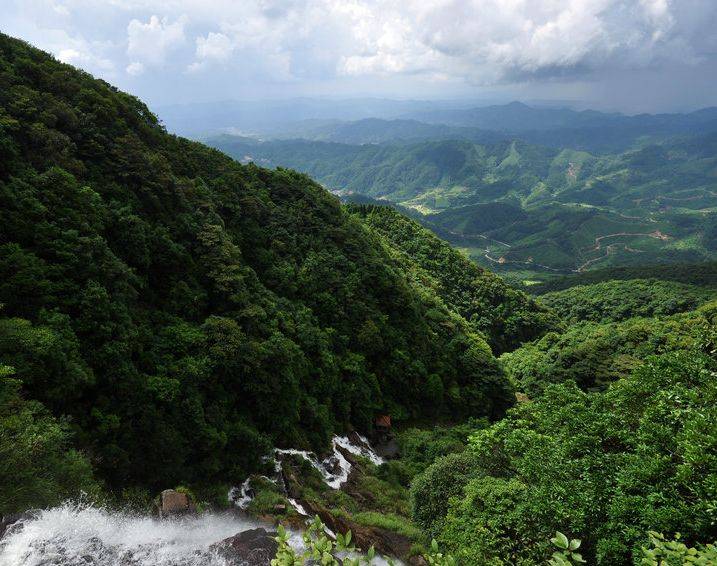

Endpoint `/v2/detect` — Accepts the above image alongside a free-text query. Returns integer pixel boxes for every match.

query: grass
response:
[331,506,419,538]
[350,511,425,541]
[355,475,410,516]
[247,489,287,515]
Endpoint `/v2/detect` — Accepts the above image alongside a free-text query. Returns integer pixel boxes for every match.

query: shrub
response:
[409,451,482,537]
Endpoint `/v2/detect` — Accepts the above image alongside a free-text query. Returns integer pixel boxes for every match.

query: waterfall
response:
[230,433,386,510]
[0,501,294,566]
[0,435,391,566]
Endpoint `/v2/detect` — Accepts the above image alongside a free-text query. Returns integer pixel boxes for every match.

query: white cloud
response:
[187,31,233,72]
[332,0,696,83]
[52,38,114,72]
[52,2,70,16]
[126,61,145,76]
[196,32,233,61]
[3,0,717,108]
[126,14,187,66]
[141,0,710,85]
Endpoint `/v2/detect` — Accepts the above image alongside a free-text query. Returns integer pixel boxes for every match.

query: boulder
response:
[211,527,278,565]
[157,489,196,518]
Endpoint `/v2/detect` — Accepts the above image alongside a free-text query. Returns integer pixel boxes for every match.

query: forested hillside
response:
[404,100,717,151]
[527,260,717,293]
[413,330,717,564]
[348,204,561,353]
[539,278,715,323]
[0,33,526,506]
[200,102,717,153]
[209,131,717,274]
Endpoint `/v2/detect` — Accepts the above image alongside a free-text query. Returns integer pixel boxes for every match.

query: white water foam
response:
[287,499,308,517]
[272,434,384,491]
[335,433,385,467]
[228,478,255,511]
[230,434,384,511]
[0,502,267,566]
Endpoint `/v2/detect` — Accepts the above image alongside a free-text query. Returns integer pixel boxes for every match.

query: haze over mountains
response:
[161,99,717,150]
[156,98,483,139]
[198,101,717,280]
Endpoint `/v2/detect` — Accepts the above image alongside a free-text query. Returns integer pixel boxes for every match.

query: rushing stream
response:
[0,434,394,566]
[231,433,385,510]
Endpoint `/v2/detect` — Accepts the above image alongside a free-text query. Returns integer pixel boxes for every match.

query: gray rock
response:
[211,527,278,565]
[157,489,196,518]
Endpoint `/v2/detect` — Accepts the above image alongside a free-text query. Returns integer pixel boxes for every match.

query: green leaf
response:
[552,531,570,550]
[368,545,375,560]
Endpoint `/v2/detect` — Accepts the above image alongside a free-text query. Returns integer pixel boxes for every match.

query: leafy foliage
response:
[271,517,456,566]
[409,451,483,538]
[640,532,717,566]
[349,204,561,353]
[501,306,706,394]
[0,360,99,515]
[530,261,717,294]
[414,335,717,564]
[549,532,585,565]
[272,518,371,566]
[540,279,715,323]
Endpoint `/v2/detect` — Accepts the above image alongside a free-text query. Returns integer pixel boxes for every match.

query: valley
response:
[207,133,717,283]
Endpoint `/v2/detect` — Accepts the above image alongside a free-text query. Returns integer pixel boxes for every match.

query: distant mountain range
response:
[156,97,483,138]
[161,98,717,153]
[402,101,717,152]
[404,101,717,131]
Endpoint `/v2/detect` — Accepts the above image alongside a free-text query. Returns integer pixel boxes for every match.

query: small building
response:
[373,414,394,451]
[375,414,391,432]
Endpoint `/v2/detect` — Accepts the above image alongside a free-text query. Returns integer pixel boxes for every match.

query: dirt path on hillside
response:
[483,251,566,272]
[576,230,668,272]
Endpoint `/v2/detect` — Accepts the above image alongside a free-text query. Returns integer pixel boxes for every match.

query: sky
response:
[3,0,717,113]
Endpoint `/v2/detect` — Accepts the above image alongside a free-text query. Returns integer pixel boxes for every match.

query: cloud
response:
[196,32,233,61]
[333,0,710,84]
[51,37,115,73]
[3,0,717,110]
[126,61,145,76]
[187,31,233,71]
[126,14,187,66]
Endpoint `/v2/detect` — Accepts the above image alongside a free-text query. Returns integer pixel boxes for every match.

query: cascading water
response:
[230,433,386,511]
[0,434,392,566]
[0,501,295,566]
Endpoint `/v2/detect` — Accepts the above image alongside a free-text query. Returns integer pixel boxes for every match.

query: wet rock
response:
[323,455,343,475]
[374,437,400,459]
[347,431,373,452]
[212,527,278,565]
[299,498,413,561]
[0,510,39,540]
[157,489,196,518]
